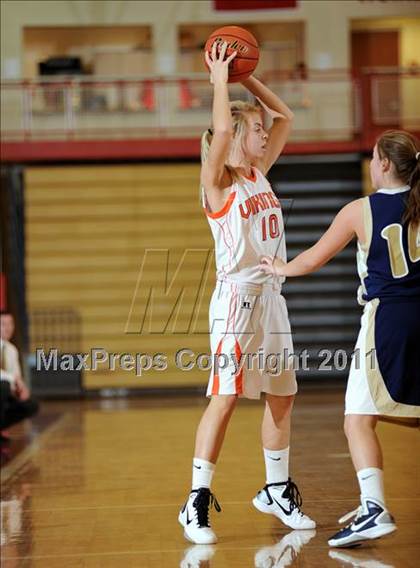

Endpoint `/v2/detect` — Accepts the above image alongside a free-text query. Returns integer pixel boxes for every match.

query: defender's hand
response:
[259,255,286,277]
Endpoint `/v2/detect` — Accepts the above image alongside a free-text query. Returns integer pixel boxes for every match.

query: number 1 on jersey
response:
[381,222,420,279]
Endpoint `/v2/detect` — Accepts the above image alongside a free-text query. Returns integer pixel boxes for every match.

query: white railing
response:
[1,70,418,143]
[370,74,420,129]
[0,72,358,142]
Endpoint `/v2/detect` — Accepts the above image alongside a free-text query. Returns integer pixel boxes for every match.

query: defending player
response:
[260,130,420,547]
[178,42,316,544]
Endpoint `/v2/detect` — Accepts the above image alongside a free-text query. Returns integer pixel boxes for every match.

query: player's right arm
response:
[201,42,236,210]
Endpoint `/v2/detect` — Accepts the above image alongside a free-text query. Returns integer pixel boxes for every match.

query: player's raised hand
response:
[205,41,237,84]
[259,255,286,277]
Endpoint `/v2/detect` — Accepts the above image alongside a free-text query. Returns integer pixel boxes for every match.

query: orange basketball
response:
[204,26,259,83]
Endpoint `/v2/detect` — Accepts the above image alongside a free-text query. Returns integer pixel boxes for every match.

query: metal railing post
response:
[22,80,33,141]
[64,79,75,139]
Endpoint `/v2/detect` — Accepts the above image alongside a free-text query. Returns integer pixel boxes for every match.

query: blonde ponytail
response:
[200,128,213,164]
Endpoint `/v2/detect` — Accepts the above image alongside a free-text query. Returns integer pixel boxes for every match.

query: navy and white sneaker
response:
[178,488,221,544]
[253,478,316,530]
[328,497,396,548]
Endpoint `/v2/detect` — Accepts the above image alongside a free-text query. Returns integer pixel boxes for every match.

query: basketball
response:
[204,26,259,83]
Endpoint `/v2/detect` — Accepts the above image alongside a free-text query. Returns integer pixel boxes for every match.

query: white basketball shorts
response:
[206,279,297,400]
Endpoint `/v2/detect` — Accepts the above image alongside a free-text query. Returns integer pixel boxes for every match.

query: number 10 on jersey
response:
[262,214,281,241]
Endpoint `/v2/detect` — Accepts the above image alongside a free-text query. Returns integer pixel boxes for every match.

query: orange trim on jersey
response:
[234,340,243,395]
[205,191,236,219]
[243,168,257,182]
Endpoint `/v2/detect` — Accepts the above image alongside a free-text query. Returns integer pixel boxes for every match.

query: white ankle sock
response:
[357,467,385,505]
[192,458,215,490]
[264,447,289,484]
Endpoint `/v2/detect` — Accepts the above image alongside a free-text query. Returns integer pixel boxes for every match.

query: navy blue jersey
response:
[357,186,420,304]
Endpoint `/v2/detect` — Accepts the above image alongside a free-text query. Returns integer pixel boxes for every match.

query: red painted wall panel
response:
[214,0,297,10]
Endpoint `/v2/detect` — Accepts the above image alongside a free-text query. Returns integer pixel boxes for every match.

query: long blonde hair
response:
[200,100,262,184]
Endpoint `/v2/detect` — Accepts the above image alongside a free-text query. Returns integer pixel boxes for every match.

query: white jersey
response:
[203,167,287,285]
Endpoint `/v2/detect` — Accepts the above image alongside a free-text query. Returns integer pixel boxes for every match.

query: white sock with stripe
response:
[357,467,385,505]
[264,447,289,485]
[192,458,215,490]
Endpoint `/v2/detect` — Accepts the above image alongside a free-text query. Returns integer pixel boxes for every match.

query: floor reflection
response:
[254,529,316,567]
[178,530,317,568]
[1,481,32,567]
[329,549,395,568]
[180,544,216,568]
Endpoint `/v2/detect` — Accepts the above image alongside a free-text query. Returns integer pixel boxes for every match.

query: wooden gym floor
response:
[1,385,419,567]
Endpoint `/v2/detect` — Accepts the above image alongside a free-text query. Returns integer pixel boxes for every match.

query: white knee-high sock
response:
[264,447,289,484]
[192,458,215,490]
[357,467,385,505]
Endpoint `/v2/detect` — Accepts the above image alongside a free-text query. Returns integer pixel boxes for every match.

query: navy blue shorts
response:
[375,298,420,406]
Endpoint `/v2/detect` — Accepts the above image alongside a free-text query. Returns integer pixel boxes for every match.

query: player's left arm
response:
[241,75,294,174]
[261,200,363,277]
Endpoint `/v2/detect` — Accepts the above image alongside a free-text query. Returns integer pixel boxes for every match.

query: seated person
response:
[1,311,39,445]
